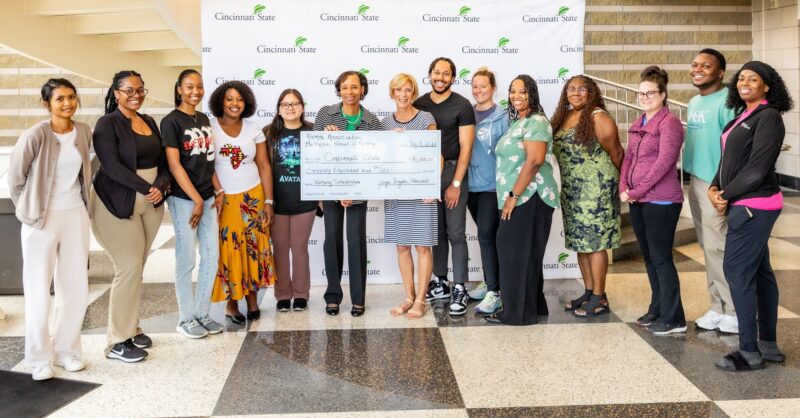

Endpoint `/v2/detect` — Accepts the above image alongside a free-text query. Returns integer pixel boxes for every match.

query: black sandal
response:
[574,294,610,317]
[351,305,365,317]
[564,289,592,311]
[326,304,339,316]
[715,351,765,372]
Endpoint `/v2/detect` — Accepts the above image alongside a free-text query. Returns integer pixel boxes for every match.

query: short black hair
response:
[41,78,79,104]
[698,48,727,71]
[334,71,369,98]
[428,57,456,77]
[208,80,257,118]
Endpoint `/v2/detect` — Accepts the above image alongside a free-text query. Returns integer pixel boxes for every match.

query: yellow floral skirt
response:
[212,184,275,302]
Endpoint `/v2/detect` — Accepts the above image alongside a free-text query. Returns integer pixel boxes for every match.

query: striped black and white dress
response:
[382,111,438,246]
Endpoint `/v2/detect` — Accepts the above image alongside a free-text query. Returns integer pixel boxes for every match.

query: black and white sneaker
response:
[277,300,291,312]
[292,298,308,311]
[448,284,468,316]
[425,278,451,301]
[107,339,148,363]
[132,333,152,349]
[647,322,687,336]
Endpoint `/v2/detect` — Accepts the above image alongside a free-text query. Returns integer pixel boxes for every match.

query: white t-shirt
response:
[212,118,267,194]
[48,129,84,211]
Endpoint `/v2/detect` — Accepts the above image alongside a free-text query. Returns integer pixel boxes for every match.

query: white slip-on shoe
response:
[695,309,723,331]
[54,355,86,372]
[32,365,54,381]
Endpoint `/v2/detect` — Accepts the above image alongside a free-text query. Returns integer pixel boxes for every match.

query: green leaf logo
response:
[295,36,308,47]
[558,6,570,16]
[458,69,471,79]
[459,6,471,16]
[498,37,510,48]
[499,99,509,108]
[358,4,370,15]
[558,252,569,263]
[558,67,569,78]
[397,36,410,47]
[254,68,266,79]
[358,68,370,75]
[253,4,266,15]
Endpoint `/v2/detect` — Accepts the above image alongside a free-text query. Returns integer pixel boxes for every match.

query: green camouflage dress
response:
[553,112,621,252]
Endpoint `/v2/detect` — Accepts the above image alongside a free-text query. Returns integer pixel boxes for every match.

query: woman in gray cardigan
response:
[7,78,93,381]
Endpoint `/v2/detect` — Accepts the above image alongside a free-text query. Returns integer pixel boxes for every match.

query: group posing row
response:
[8,53,791,381]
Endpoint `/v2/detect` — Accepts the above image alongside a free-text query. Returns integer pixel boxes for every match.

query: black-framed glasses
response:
[567,86,588,94]
[637,90,660,99]
[279,102,302,109]
[117,88,149,98]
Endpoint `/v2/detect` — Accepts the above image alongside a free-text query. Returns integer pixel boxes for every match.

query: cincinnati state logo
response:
[319,68,378,86]
[214,3,276,21]
[320,3,379,21]
[544,251,578,270]
[257,35,317,54]
[560,43,584,53]
[461,37,519,54]
[361,36,419,54]
[422,5,480,23]
[535,68,570,85]
[214,68,276,86]
[523,5,578,23]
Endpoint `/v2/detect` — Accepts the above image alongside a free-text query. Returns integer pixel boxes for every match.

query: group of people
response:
[7,51,792,381]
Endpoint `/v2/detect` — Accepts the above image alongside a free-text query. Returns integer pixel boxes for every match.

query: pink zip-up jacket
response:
[619,106,684,203]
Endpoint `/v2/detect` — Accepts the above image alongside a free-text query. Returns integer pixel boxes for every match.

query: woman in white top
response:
[208,81,275,324]
[8,79,93,380]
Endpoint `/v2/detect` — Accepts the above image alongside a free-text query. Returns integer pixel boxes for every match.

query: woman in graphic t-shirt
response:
[209,80,275,324]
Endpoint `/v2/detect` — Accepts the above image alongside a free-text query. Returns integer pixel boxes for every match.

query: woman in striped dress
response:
[383,73,438,319]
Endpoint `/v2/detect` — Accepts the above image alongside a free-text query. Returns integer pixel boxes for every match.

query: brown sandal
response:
[406,300,428,319]
[391,298,414,316]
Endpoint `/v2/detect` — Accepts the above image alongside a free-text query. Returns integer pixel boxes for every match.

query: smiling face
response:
[689,53,724,90]
[279,92,303,124]
[737,69,769,106]
[429,60,454,94]
[637,80,665,114]
[391,81,414,111]
[222,88,245,119]
[177,73,204,108]
[565,78,589,111]
[114,76,146,112]
[46,86,78,119]
[339,74,364,107]
[471,75,495,107]
[509,79,530,116]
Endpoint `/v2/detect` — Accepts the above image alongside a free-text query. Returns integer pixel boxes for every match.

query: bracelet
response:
[265,199,274,205]
[214,188,224,196]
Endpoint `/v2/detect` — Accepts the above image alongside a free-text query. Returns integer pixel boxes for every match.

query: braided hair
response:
[104,70,143,114]
[507,74,544,121]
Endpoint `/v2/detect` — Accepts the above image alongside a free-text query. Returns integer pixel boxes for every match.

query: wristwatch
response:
[214,188,224,197]
[452,180,461,189]
[508,191,520,199]
[265,199,275,205]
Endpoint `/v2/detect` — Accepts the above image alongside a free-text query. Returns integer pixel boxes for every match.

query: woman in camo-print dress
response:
[551,75,623,318]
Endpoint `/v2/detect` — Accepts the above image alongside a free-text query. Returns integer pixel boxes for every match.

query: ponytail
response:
[174,69,201,107]
[104,70,142,114]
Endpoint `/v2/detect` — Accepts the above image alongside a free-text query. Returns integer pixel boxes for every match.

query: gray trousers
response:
[433,161,469,284]
[688,176,735,315]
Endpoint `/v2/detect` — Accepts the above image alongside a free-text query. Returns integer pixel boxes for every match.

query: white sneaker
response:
[475,291,502,314]
[467,282,487,301]
[695,309,723,331]
[32,365,54,381]
[54,355,86,372]
[717,314,739,334]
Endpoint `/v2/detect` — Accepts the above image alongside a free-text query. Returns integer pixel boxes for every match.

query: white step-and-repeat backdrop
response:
[201,0,586,283]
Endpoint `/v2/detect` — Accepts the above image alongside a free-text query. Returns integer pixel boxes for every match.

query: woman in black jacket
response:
[91,70,171,363]
[709,61,793,372]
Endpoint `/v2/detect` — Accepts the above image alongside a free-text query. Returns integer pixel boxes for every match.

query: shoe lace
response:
[451,285,465,303]
[481,292,498,306]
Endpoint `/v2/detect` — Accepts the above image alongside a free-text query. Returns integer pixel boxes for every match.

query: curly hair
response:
[726,61,794,115]
[550,75,606,145]
[507,74,544,121]
[208,80,257,118]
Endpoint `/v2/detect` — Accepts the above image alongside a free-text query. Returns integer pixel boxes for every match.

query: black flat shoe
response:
[226,313,245,325]
[351,306,365,317]
[326,304,339,316]
[483,312,503,324]
[247,310,261,320]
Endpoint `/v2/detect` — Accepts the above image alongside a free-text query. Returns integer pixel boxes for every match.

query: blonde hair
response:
[472,67,496,88]
[388,73,419,100]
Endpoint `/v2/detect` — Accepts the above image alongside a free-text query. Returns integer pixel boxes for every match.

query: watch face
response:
[453,180,461,188]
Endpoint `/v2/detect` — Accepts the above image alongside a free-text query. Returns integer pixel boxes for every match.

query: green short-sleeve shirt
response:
[495,114,559,209]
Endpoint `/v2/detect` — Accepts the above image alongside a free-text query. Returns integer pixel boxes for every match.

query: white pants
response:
[22,206,90,367]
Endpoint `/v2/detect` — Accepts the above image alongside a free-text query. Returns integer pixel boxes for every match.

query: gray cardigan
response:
[7,120,93,228]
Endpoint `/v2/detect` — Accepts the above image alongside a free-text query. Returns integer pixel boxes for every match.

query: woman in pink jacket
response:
[620,66,687,336]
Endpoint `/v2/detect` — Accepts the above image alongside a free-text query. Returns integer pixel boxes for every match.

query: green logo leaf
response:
[397,36,410,47]
[458,69,471,79]
[558,67,569,78]
[558,6,570,16]
[498,37,510,48]
[459,6,471,16]
[295,36,308,47]
[558,252,569,263]
[253,4,266,15]
[358,68,370,75]
[499,99,508,108]
[358,4,370,15]
[254,68,266,79]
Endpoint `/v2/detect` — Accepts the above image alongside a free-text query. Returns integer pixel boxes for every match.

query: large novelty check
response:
[300,130,441,200]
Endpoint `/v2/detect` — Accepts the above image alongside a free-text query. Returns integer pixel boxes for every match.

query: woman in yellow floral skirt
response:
[209,80,275,324]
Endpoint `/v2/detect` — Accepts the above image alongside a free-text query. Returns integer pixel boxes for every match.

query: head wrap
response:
[740,61,773,88]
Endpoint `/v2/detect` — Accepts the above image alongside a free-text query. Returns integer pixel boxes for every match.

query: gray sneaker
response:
[176,319,208,339]
[196,315,224,335]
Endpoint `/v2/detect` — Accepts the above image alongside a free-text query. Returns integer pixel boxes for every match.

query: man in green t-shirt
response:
[685,48,738,333]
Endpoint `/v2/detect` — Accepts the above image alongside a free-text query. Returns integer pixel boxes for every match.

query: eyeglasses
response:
[280,102,302,109]
[637,90,660,99]
[567,86,588,94]
[117,88,149,98]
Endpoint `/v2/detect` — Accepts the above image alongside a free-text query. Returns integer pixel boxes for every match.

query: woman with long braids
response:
[92,70,170,362]
[551,76,623,317]
[8,79,92,380]
[485,75,559,325]
[162,69,224,338]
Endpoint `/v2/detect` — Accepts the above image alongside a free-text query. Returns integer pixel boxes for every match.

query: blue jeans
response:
[167,195,219,323]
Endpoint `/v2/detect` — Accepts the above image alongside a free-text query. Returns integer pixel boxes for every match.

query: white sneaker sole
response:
[176,326,208,339]
[106,352,146,363]
[448,306,467,316]
[426,293,451,301]
[717,326,739,334]
[651,326,687,335]
[54,359,86,372]
[32,368,54,381]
